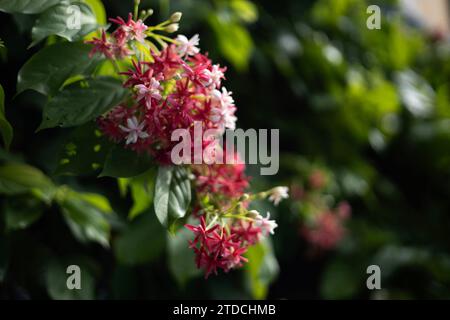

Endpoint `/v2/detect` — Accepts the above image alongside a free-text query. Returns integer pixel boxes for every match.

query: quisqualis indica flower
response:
[254,211,278,235]
[110,13,148,43]
[268,186,289,206]
[88,9,283,278]
[135,78,163,109]
[202,64,225,89]
[119,116,149,145]
[176,34,200,57]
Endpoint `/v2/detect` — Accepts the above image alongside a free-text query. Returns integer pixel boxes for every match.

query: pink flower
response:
[135,78,163,109]
[85,30,113,59]
[254,211,278,235]
[302,211,346,250]
[176,34,200,57]
[185,217,250,278]
[268,186,289,206]
[110,13,148,43]
[119,116,149,145]
[210,87,237,131]
[203,64,225,89]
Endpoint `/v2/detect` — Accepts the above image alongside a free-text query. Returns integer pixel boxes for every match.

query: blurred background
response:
[1,0,450,299]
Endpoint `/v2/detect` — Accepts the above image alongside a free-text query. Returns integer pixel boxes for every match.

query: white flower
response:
[176,34,200,57]
[214,87,235,108]
[119,117,149,145]
[255,212,278,236]
[209,87,237,131]
[135,78,162,109]
[268,186,289,206]
[202,64,224,88]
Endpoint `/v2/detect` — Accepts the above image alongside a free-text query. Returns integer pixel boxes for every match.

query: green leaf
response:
[167,226,201,286]
[154,166,191,231]
[128,170,156,220]
[81,0,106,25]
[0,85,13,149]
[244,238,279,299]
[39,77,127,130]
[17,42,102,96]
[100,146,153,178]
[45,257,96,300]
[230,0,258,23]
[208,14,253,71]
[58,189,111,247]
[0,163,55,197]
[55,122,112,176]
[320,258,362,299]
[0,0,60,14]
[31,2,99,47]
[114,212,165,266]
[4,196,44,231]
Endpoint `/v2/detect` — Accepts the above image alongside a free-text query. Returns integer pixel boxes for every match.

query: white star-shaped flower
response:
[119,116,149,145]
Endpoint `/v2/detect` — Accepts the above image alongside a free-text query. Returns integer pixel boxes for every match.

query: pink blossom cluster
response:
[91,14,236,163]
[301,201,351,250]
[87,12,286,278]
[87,13,147,59]
[185,216,249,279]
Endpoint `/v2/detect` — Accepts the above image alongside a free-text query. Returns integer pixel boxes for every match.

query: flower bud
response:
[239,193,250,202]
[170,12,182,22]
[165,23,179,33]
[247,210,261,219]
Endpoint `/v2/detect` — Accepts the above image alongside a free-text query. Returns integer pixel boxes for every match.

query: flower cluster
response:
[301,201,351,250]
[289,163,351,251]
[186,208,280,278]
[93,12,236,163]
[87,8,288,278]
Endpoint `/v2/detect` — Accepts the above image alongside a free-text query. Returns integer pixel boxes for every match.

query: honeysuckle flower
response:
[268,186,289,206]
[255,212,278,235]
[119,117,149,145]
[176,34,200,56]
[135,78,162,109]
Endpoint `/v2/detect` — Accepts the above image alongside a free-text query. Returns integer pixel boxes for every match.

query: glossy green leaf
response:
[244,238,279,299]
[167,226,201,286]
[39,77,127,130]
[154,166,191,230]
[55,122,112,176]
[128,170,156,220]
[17,42,102,96]
[31,2,99,47]
[58,190,111,247]
[114,212,165,266]
[0,0,60,14]
[100,146,153,178]
[0,85,13,150]
[4,196,44,231]
[81,0,106,25]
[0,163,55,196]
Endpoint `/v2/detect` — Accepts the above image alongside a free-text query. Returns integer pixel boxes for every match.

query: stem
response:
[206,214,219,229]
[134,0,141,20]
